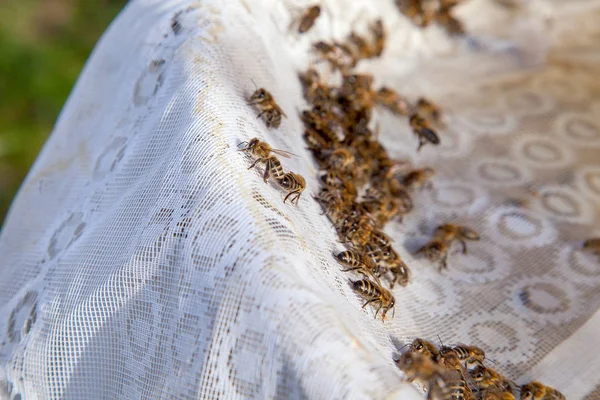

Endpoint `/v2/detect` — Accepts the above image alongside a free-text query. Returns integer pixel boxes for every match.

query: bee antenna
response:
[250,78,259,90]
[436,334,445,347]
[397,342,411,352]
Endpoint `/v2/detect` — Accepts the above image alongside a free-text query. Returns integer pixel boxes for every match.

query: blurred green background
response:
[0,0,127,225]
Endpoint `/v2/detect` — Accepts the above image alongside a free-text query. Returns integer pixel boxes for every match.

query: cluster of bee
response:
[241,89,305,204]
[312,18,385,73]
[417,223,480,270]
[395,0,468,36]
[294,13,449,321]
[396,338,566,400]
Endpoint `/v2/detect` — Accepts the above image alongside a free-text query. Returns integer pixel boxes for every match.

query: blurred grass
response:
[0,0,127,225]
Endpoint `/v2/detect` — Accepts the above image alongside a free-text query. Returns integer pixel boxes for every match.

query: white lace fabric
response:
[1,0,600,398]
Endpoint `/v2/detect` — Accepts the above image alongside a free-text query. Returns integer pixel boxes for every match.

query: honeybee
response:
[520,381,565,400]
[434,224,480,254]
[435,4,465,36]
[296,5,321,34]
[481,391,516,400]
[395,0,436,27]
[431,375,476,400]
[339,73,375,110]
[396,351,447,393]
[369,19,385,57]
[263,155,286,183]
[409,113,440,151]
[304,127,337,151]
[469,364,512,394]
[300,72,334,107]
[347,31,371,62]
[278,171,306,204]
[352,276,395,320]
[376,87,411,115]
[417,239,451,270]
[314,187,346,222]
[249,85,287,128]
[448,344,486,366]
[415,97,442,122]
[389,260,412,287]
[409,338,440,361]
[239,138,297,170]
[336,250,376,274]
[402,167,435,190]
[302,106,343,141]
[328,148,355,171]
[583,237,600,256]
[313,41,356,72]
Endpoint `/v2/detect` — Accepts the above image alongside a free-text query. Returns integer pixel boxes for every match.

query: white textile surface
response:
[1,0,600,398]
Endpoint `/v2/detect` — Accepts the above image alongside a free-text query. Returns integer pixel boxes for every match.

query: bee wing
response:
[275,104,288,118]
[422,127,440,144]
[270,148,297,158]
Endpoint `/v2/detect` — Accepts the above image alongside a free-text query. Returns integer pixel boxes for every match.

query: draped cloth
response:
[1,0,599,398]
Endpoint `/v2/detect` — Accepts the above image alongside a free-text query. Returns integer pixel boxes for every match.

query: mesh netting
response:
[1,0,600,398]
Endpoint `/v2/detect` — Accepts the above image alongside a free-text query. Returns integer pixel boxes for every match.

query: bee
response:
[417,239,451,270]
[583,237,600,256]
[409,113,440,151]
[239,138,297,170]
[369,19,385,57]
[434,224,480,254]
[336,250,375,274]
[328,148,355,171]
[396,351,447,394]
[347,31,371,61]
[352,276,395,320]
[409,338,440,361]
[376,87,411,115]
[469,364,512,394]
[448,344,486,366]
[263,155,286,183]
[389,259,412,287]
[395,0,436,27]
[313,41,356,72]
[520,381,565,400]
[320,169,357,198]
[304,127,337,151]
[339,73,375,110]
[297,5,321,34]
[415,97,442,122]
[314,187,346,222]
[402,167,435,190]
[299,68,333,107]
[248,84,287,128]
[430,374,476,400]
[277,171,306,205]
[482,391,516,400]
[436,8,465,36]
[370,228,392,248]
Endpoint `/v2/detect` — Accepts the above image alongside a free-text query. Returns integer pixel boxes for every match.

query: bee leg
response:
[417,136,425,152]
[439,252,449,270]
[362,299,378,309]
[283,191,294,204]
[248,157,263,170]
[263,160,271,183]
[460,240,467,254]
[341,267,362,272]
[374,303,383,319]
[256,110,266,119]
